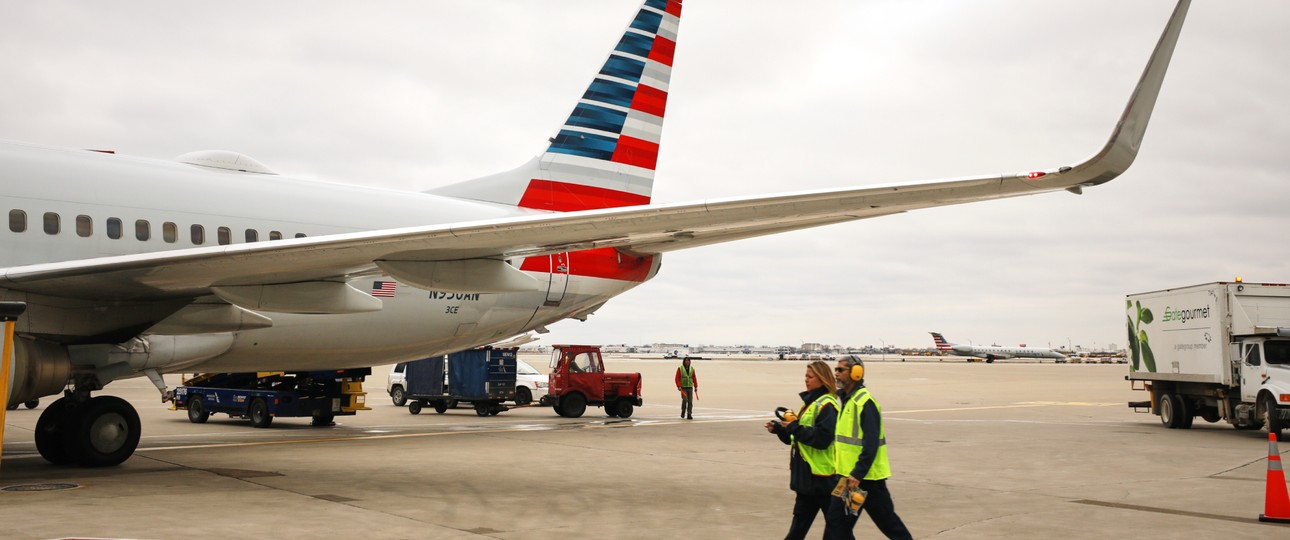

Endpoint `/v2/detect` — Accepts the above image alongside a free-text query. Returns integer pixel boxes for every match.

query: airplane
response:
[0,0,1190,467]
[930,332,1068,363]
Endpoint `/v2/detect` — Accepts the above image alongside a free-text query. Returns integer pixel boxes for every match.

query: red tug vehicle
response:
[539,345,642,418]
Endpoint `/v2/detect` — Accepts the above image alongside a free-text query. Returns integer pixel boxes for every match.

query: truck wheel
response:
[248,398,272,428]
[561,393,587,418]
[515,386,532,406]
[604,401,620,417]
[311,414,335,427]
[433,401,448,414]
[1261,393,1285,440]
[475,403,490,417]
[616,399,634,419]
[391,386,407,407]
[1159,393,1186,429]
[24,399,39,409]
[409,401,423,415]
[188,395,210,424]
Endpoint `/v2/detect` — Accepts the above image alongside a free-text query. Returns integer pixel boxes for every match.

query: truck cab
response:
[1235,335,1290,428]
[541,345,642,418]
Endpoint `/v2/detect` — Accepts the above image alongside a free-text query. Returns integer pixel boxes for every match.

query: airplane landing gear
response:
[34,395,141,467]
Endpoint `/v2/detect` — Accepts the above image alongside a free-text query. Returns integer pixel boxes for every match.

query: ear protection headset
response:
[843,355,865,382]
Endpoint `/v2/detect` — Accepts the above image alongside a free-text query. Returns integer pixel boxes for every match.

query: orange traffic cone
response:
[1259,432,1290,523]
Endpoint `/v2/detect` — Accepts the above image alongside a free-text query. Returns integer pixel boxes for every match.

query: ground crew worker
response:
[826,355,912,540]
[675,356,697,419]
[766,360,840,540]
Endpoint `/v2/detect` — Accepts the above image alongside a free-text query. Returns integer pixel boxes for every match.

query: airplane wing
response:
[0,0,1187,305]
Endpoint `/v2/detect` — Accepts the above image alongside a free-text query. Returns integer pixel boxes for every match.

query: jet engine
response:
[5,338,72,408]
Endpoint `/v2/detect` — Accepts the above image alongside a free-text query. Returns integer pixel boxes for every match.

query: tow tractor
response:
[539,345,642,418]
[170,369,371,427]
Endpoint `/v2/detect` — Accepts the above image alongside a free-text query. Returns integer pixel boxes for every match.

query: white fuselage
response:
[950,344,1065,360]
[0,141,653,374]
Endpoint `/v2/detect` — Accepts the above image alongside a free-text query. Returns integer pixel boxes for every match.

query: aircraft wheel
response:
[67,396,141,467]
[35,397,78,465]
[248,398,273,428]
[187,395,210,424]
[24,399,39,409]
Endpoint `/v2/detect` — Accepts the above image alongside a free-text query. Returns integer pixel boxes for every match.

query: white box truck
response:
[1126,281,1290,439]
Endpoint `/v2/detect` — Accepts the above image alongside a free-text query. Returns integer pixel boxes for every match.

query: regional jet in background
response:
[930,332,1068,363]
[0,0,1190,467]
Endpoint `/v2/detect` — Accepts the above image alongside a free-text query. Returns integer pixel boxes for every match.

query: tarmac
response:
[1,357,1287,539]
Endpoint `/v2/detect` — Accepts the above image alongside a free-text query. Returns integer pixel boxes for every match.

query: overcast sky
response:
[3,1,1288,350]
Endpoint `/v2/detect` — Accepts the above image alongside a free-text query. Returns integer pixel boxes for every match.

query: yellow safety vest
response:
[793,393,839,476]
[677,365,695,388]
[834,387,891,480]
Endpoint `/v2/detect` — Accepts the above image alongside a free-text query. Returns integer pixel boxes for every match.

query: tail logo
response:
[522,0,683,212]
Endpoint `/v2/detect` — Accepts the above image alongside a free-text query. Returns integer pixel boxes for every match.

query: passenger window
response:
[9,209,26,232]
[191,224,205,245]
[76,215,92,237]
[163,222,177,243]
[135,219,150,241]
[1245,343,1262,366]
[43,212,60,235]
[245,229,258,242]
[269,230,282,241]
[107,218,122,239]
[217,227,231,245]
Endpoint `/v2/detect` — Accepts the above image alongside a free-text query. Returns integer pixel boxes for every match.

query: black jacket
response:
[772,386,838,493]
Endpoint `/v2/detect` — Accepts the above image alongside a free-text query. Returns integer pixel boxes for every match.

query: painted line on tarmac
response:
[1070,499,1271,526]
[126,415,763,453]
[885,402,1117,415]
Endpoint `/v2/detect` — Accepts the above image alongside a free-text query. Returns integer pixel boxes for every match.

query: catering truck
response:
[1126,281,1290,439]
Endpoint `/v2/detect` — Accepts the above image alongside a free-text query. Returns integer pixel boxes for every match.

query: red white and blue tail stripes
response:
[520,0,682,212]
[930,332,954,351]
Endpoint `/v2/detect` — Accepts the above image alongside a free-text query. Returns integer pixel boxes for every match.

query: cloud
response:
[1,0,1287,349]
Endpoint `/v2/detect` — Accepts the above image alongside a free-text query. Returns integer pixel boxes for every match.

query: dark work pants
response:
[824,478,912,540]
[785,482,833,540]
[680,387,693,417]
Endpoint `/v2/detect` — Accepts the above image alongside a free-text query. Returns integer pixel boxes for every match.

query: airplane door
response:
[545,252,569,306]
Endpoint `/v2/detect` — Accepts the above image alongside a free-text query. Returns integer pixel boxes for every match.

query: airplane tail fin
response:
[429,0,682,211]
[930,332,955,351]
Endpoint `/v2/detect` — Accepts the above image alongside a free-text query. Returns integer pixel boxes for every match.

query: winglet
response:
[1069,0,1191,188]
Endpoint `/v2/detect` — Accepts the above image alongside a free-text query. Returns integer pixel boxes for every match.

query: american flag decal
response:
[371,281,397,298]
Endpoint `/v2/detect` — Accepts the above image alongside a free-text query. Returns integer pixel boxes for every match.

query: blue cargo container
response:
[406,347,517,416]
